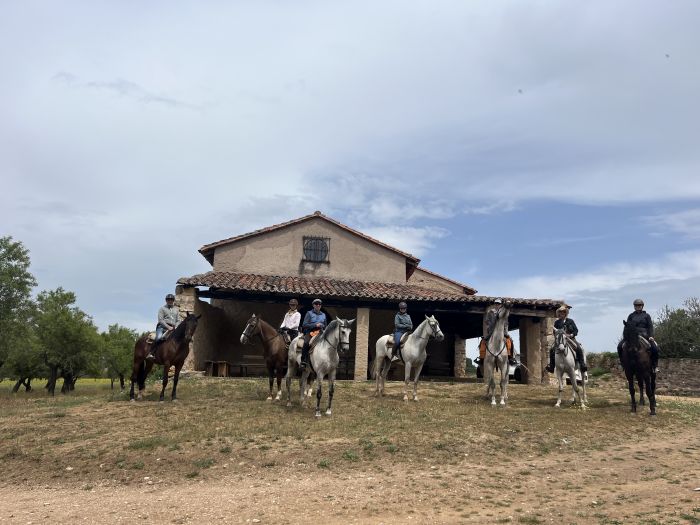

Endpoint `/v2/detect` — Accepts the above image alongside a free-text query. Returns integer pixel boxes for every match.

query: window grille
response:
[303,236,330,263]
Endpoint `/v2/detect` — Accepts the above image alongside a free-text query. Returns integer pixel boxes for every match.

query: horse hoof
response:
[130,398,135,403]
[172,398,178,403]
[413,396,418,402]
[266,396,273,401]
[286,402,292,408]
[315,412,321,419]
[555,403,561,408]
[325,409,332,416]
[403,395,408,402]
[491,401,496,406]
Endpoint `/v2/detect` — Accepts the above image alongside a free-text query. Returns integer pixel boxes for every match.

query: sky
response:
[2,1,700,358]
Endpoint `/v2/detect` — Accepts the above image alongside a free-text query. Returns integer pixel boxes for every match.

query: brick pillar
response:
[539,317,554,383]
[176,285,198,372]
[519,317,543,385]
[354,307,370,381]
[454,336,467,378]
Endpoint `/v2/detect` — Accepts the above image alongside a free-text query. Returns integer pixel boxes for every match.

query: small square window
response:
[303,236,330,263]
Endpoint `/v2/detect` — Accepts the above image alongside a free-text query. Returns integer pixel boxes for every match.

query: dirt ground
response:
[1,376,699,524]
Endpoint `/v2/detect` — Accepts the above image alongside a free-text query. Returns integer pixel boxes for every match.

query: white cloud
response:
[646,208,700,239]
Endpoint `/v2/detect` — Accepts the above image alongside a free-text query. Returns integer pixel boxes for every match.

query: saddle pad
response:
[386,332,409,347]
[146,332,156,344]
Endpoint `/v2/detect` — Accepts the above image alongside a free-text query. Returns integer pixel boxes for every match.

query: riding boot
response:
[545,349,555,373]
[575,347,587,372]
[390,345,399,362]
[616,341,623,364]
[146,342,158,362]
[300,346,309,370]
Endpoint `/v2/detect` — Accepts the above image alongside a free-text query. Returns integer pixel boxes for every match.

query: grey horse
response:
[285,318,355,418]
[553,327,587,408]
[373,315,444,401]
[483,305,510,406]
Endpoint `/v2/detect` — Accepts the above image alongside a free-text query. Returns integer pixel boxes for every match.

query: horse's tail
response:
[137,360,147,390]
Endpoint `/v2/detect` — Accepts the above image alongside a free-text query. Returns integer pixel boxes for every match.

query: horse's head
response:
[553,327,567,353]
[622,320,640,348]
[336,318,355,353]
[240,314,259,345]
[183,313,201,341]
[424,315,444,341]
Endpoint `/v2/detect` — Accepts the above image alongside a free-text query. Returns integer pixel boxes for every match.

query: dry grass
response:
[1,376,699,523]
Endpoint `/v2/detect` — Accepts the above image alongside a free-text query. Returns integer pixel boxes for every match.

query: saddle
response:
[295,330,322,353]
[479,335,513,359]
[386,332,410,350]
[146,329,173,346]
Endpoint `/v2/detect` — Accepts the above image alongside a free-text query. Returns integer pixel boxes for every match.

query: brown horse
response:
[130,313,200,402]
[240,314,289,401]
[620,320,656,415]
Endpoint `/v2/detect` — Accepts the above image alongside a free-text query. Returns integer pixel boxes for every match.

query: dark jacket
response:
[627,310,654,338]
[554,318,578,337]
[394,312,413,332]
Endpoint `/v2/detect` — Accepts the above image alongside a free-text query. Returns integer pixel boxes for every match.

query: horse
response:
[552,327,587,408]
[129,313,200,402]
[620,321,656,415]
[285,318,355,418]
[240,314,289,401]
[373,315,445,402]
[483,305,510,406]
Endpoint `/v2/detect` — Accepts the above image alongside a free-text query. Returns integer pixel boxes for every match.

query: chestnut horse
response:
[240,314,289,401]
[129,313,200,402]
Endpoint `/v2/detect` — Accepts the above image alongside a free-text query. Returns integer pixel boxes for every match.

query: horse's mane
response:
[170,314,195,343]
[321,319,339,343]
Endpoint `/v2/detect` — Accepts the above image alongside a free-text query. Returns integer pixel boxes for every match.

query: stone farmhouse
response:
[175,211,563,383]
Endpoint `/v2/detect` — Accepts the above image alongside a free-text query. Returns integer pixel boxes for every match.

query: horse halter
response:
[337,320,351,352]
[241,316,259,344]
[554,328,570,355]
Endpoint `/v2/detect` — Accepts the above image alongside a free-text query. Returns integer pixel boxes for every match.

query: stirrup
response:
[146,353,156,361]
[390,354,399,362]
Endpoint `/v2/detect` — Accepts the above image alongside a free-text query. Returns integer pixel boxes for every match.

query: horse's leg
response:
[499,358,508,406]
[171,363,184,401]
[285,361,294,407]
[267,366,274,401]
[580,366,588,406]
[637,375,645,406]
[159,362,170,402]
[314,373,324,418]
[555,368,563,408]
[412,361,425,402]
[299,370,308,407]
[326,370,336,416]
[645,376,656,416]
[627,372,637,413]
[275,367,283,402]
[381,358,391,396]
[569,365,579,405]
[403,361,412,402]
[129,361,138,401]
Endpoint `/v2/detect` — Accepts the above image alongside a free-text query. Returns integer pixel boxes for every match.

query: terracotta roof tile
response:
[177,271,562,308]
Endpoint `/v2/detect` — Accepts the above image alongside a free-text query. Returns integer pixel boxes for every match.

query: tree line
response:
[0,236,137,394]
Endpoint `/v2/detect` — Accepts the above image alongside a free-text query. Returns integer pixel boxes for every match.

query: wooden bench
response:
[204,361,234,377]
[229,354,268,377]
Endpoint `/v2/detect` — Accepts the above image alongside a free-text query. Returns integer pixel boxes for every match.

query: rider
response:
[390,301,413,362]
[146,293,179,361]
[278,298,301,344]
[478,299,516,366]
[545,305,587,373]
[617,298,659,373]
[300,298,327,370]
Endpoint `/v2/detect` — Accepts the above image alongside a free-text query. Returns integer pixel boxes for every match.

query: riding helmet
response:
[165,293,175,300]
[398,301,408,309]
[633,298,644,306]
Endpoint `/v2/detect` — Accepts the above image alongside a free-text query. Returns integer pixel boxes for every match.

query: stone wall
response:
[453,337,467,378]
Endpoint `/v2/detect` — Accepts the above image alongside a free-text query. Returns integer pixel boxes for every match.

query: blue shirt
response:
[302,310,327,333]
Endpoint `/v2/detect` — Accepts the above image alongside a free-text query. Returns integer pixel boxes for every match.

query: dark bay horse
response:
[240,314,288,401]
[620,321,656,415]
[130,313,200,402]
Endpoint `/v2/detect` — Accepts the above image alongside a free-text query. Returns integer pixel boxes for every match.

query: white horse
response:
[285,318,354,418]
[553,327,587,408]
[373,315,444,402]
[484,305,510,406]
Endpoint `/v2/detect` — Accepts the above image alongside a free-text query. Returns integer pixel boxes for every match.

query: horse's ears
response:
[425,314,429,319]
[623,320,627,326]
[348,319,355,326]
[252,313,257,318]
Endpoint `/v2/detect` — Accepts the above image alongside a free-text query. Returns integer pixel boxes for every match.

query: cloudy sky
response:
[2,2,700,356]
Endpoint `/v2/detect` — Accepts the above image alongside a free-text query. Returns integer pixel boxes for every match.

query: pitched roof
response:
[413,266,478,295]
[198,211,421,266]
[177,271,562,308]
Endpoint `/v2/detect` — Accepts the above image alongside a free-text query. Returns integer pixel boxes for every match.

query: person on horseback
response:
[546,305,587,373]
[278,298,300,345]
[300,298,327,370]
[477,299,516,366]
[146,293,179,362]
[617,298,659,373]
[390,301,413,362]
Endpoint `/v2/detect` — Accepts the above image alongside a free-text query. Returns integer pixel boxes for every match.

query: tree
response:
[0,236,37,371]
[101,324,138,390]
[655,298,700,359]
[35,288,102,395]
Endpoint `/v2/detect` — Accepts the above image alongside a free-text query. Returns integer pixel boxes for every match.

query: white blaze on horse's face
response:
[240,315,258,345]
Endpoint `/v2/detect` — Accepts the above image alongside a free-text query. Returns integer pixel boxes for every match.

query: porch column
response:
[354,307,370,381]
[176,285,198,372]
[519,318,543,385]
[454,336,467,378]
[539,317,554,383]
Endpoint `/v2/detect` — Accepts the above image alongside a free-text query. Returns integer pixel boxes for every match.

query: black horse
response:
[620,321,656,415]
